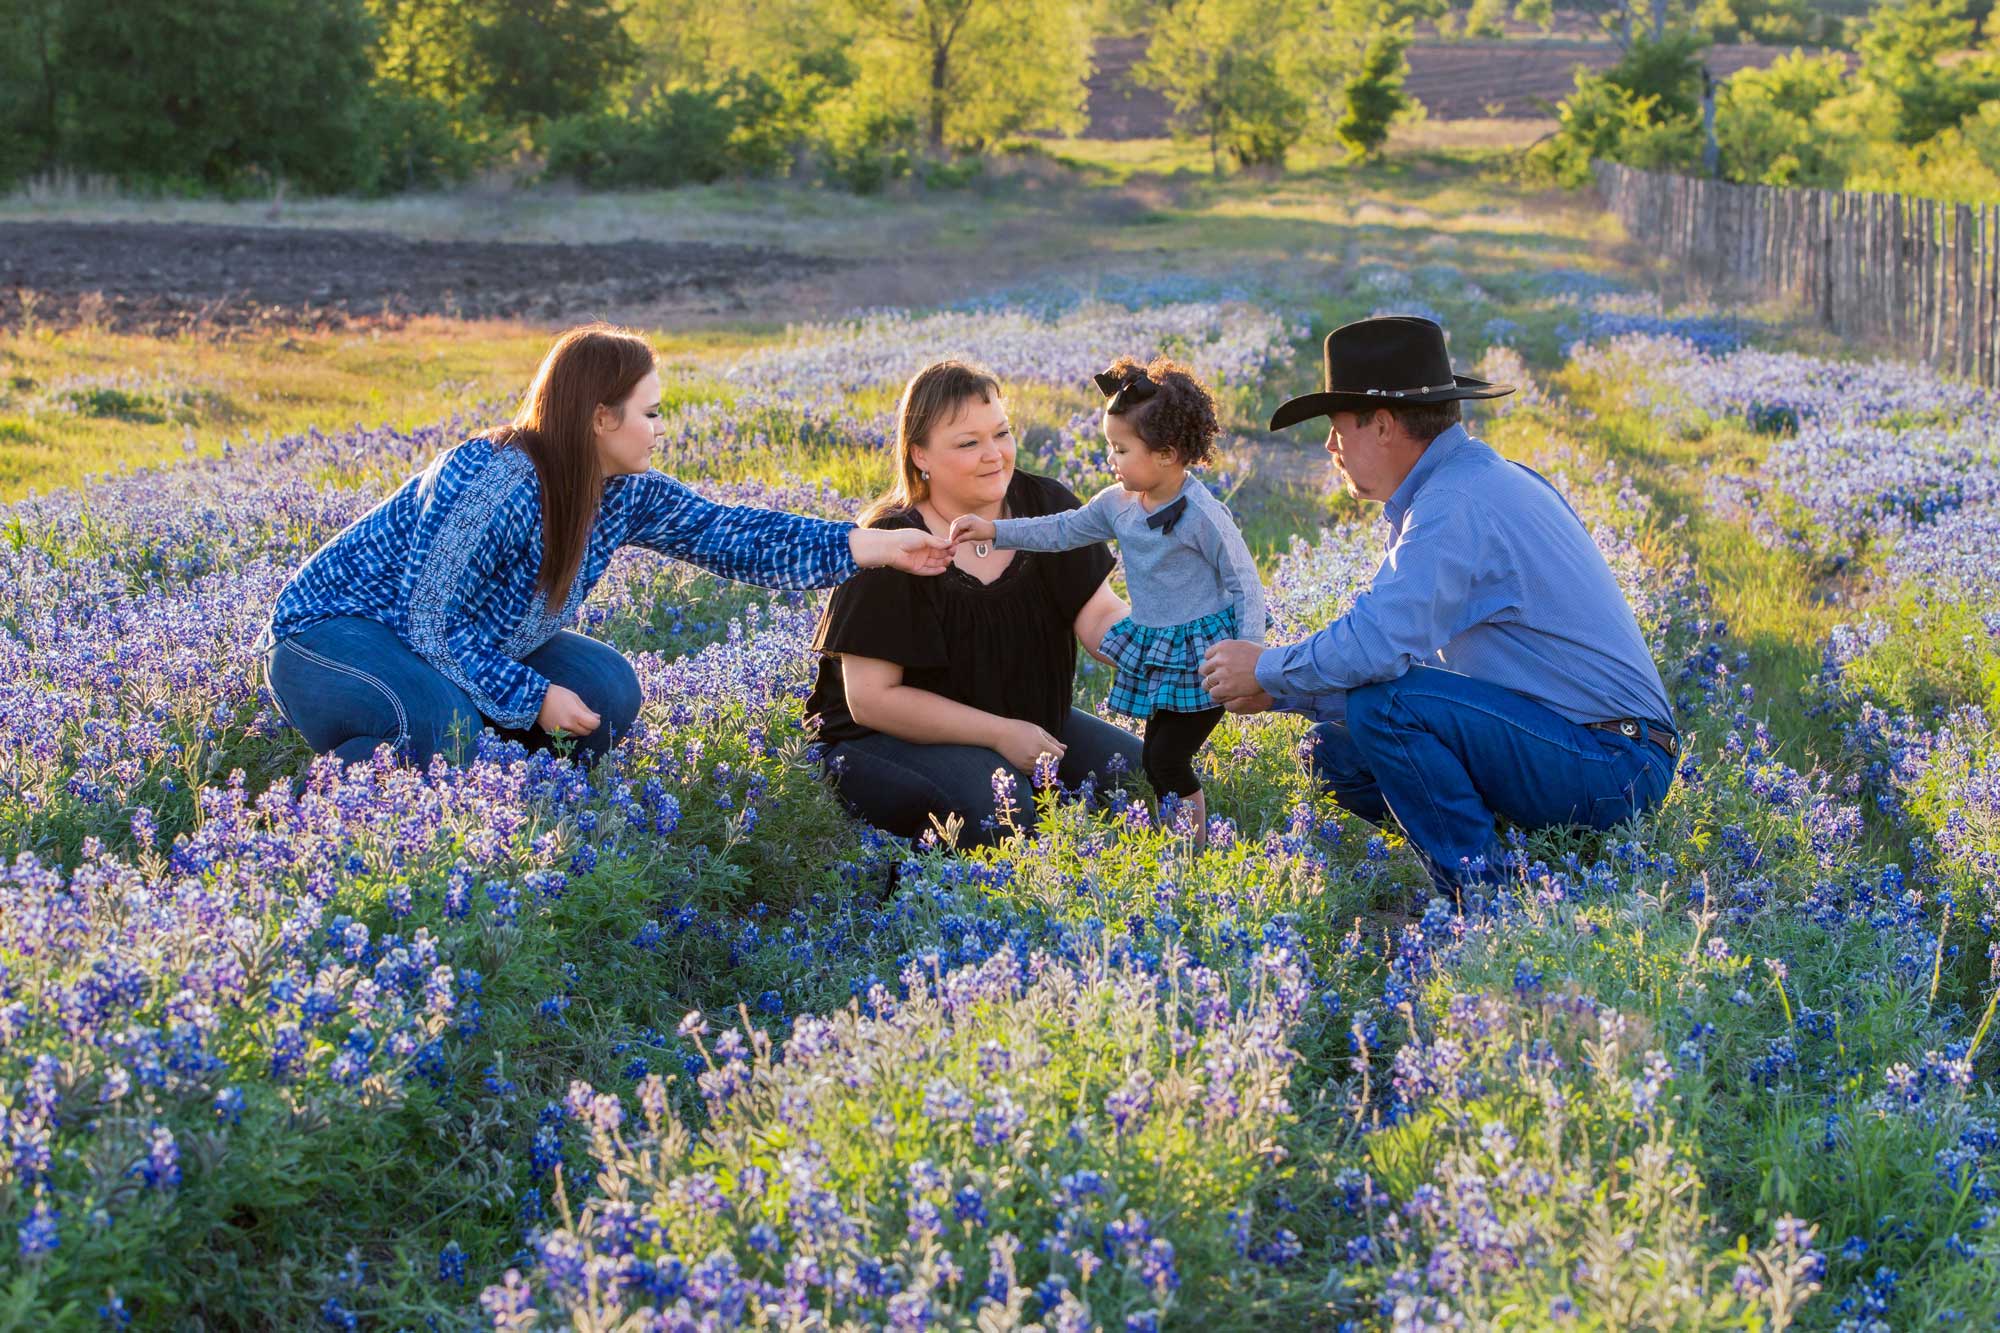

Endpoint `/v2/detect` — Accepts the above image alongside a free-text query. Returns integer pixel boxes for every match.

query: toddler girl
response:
[951,356,1264,840]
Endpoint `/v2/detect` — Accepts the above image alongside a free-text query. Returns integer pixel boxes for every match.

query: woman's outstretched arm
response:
[620,472,948,585]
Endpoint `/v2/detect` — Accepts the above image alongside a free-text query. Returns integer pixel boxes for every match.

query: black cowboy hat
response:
[1269,315,1514,431]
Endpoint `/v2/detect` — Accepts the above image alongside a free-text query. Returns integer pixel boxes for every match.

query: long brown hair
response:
[486,323,656,612]
[858,359,1004,526]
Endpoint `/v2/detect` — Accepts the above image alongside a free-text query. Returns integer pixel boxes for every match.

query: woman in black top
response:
[806,360,1143,844]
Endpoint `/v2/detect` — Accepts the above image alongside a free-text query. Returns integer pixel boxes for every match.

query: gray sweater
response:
[992,477,1266,642]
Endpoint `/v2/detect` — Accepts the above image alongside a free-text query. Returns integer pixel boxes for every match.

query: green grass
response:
[0,322,777,501]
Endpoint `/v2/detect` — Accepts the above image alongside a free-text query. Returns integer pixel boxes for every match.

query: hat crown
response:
[1324,316,1455,396]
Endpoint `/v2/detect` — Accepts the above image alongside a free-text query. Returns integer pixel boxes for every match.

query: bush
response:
[539,87,754,189]
[1715,51,1855,188]
[358,88,494,194]
[1525,73,1696,187]
[536,60,927,193]
[1524,33,1707,187]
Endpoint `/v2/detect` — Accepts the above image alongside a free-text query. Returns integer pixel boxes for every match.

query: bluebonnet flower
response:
[17,1201,58,1259]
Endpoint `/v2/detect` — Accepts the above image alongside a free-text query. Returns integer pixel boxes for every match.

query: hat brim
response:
[1268,375,1516,431]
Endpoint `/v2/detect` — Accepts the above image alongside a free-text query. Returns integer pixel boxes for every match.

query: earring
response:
[920,470,929,481]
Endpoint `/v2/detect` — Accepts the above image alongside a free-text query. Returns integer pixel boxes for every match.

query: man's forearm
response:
[1267,689,1348,725]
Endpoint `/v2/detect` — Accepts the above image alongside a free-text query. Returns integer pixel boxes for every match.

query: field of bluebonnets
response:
[7,247,2000,1332]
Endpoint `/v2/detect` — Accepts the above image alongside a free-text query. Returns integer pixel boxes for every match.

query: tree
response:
[1559,0,1699,46]
[1525,31,1707,183]
[1693,0,1816,44]
[1137,0,1308,171]
[365,0,639,132]
[1856,0,2000,145]
[838,0,1093,152]
[473,0,636,123]
[366,0,489,116]
[58,0,379,192]
[1335,15,1417,160]
[1463,0,1509,38]
[0,0,64,184]
[1285,0,1441,156]
[1714,50,1852,184]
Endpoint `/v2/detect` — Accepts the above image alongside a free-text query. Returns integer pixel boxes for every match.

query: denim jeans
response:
[821,707,1144,847]
[1306,665,1676,891]
[264,615,643,768]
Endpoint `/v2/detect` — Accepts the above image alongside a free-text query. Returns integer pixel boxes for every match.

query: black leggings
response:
[1142,706,1224,798]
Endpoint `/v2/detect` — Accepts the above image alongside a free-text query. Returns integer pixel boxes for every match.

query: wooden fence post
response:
[1593,162,1999,387]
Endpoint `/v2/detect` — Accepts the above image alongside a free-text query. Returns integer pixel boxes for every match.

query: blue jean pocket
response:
[1590,747,1672,828]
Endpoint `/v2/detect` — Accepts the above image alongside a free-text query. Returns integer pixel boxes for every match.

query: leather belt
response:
[1586,717,1679,759]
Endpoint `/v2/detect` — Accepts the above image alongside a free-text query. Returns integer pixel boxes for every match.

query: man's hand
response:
[1200,638,1268,705]
[852,527,954,575]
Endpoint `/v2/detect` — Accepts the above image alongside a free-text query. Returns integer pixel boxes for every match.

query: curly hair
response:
[1102,354,1219,468]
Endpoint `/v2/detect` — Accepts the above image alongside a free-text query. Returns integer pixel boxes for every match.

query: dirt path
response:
[0,221,836,334]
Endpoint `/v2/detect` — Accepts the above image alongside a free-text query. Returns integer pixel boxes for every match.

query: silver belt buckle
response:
[1619,720,1640,739]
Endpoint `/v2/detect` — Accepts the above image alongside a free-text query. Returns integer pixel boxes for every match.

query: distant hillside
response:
[1084,33,1841,137]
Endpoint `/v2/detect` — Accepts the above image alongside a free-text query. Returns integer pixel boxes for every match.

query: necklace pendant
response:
[974,541,992,558]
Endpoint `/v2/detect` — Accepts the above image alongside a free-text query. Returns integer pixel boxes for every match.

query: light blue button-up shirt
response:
[1253,424,1672,729]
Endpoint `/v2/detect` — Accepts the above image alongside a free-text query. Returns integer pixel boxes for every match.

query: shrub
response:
[539,87,751,189]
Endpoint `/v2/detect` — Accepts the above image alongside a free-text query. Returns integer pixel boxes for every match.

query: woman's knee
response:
[270,631,421,761]
[401,681,487,767]
[824,738,1027,843]
[588,653,644,736]
[1057,709,1142,790]
[540,637,644,739]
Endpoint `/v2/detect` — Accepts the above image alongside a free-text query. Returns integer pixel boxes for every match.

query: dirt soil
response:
[0,221,838,334]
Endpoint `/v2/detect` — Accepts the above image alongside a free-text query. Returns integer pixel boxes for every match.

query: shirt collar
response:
[1383,423,1471,532]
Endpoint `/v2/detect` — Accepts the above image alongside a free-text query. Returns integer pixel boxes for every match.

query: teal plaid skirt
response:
[1099,605,1239,720]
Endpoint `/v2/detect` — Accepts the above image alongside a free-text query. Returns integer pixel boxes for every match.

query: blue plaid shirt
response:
[259,435,859,728]
[1255,424,1673,729]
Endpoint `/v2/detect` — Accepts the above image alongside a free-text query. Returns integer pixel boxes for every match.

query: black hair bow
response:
[1094,367,1158,415]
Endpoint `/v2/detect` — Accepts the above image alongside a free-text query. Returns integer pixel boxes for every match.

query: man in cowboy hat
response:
[1199,315,1678,893]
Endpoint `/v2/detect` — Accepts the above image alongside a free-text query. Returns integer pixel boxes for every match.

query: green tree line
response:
[1530,0,2000,204]
[0,0,1442,196]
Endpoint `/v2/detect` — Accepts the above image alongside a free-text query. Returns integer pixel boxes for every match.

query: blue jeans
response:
[264,615,643,768]
[1307,665,1675,891]
[821,708,1144,847]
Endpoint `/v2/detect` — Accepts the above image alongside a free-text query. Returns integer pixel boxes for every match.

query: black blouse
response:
[807,471,1114,744]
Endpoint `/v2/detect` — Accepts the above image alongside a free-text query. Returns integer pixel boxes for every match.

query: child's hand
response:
[948,514,996,546]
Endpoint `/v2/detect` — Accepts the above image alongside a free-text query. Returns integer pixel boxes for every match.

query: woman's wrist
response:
[975,714,1008,749]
